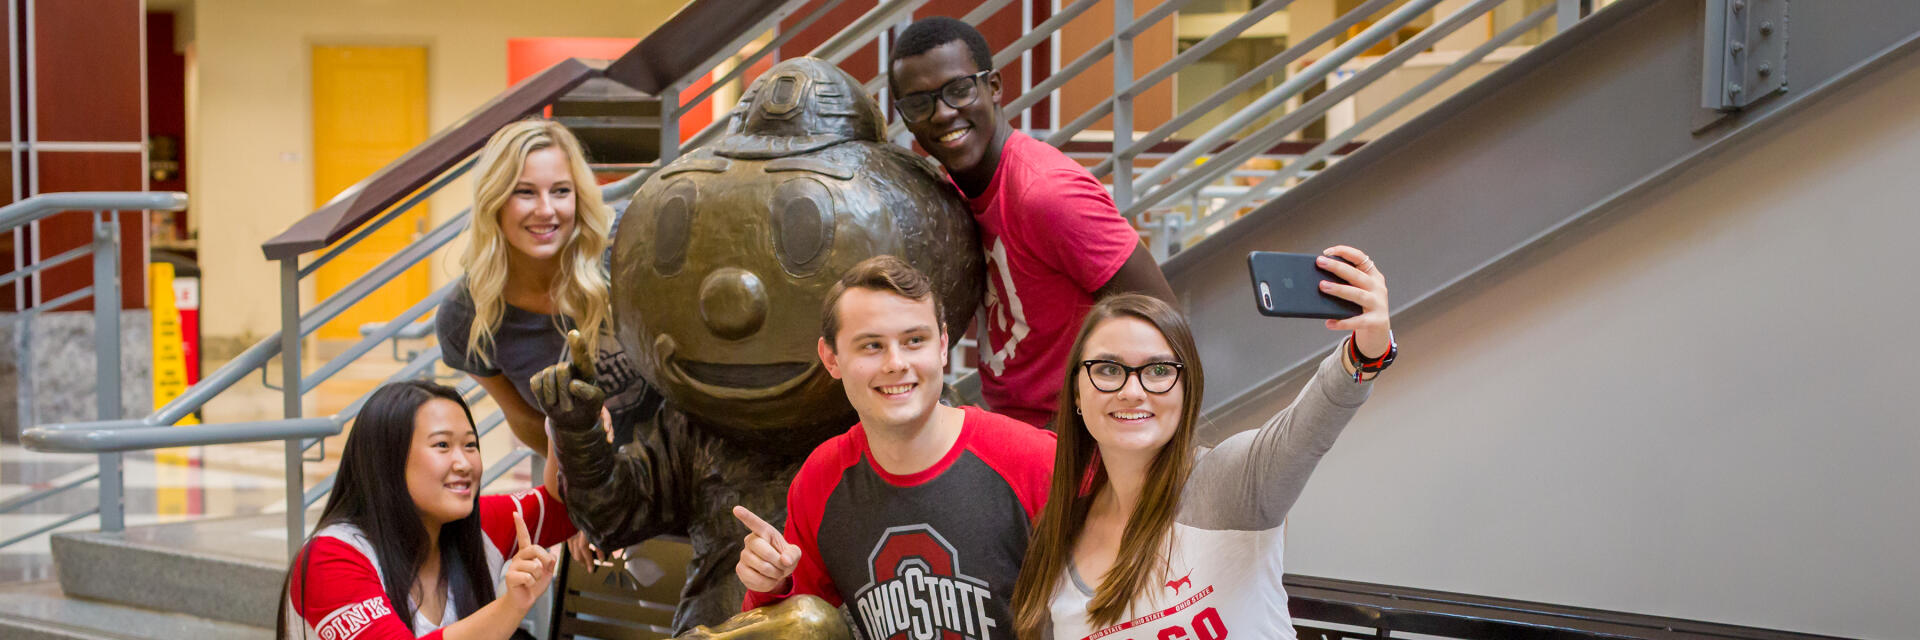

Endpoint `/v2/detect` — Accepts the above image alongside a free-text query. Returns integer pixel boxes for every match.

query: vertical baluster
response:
[93,211,124,533]
[1557,0,1591,31]
[1112,0,1143,254]
[1021,0,1034,133]
[279,258,304,558]
[13,296,29,447]
[660,87,682,164]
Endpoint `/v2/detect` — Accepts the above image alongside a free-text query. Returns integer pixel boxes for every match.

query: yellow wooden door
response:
[312,45,430,340]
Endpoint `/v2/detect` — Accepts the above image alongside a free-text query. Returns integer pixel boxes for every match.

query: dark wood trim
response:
[604,0,795,94]
[260,58,603,259]
[1285,574,1852,640]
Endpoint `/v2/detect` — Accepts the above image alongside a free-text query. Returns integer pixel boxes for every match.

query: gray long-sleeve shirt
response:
[1048,348,1373,640]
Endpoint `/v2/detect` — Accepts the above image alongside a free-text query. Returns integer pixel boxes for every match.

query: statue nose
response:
[699,267,768,340]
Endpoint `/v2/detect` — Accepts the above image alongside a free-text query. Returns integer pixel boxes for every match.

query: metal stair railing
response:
[0,191,188,548]
[1116,0,1545,222]
[718,0,1594,260]
[13,0,829,558]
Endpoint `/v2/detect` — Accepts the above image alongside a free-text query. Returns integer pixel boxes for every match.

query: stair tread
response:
[0,580,267,640]
[56,509,314,567]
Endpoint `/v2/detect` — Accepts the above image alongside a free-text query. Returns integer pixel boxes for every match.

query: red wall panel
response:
[17,0,146,312]
[34,152,144,312]
[34,0,141,143]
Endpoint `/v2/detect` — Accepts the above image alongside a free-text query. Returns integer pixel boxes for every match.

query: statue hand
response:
[532,329,607,434]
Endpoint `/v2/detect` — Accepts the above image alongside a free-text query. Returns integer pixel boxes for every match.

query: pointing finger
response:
[514,509,533,552]
[732,506,788,551]
[568,330,598,381]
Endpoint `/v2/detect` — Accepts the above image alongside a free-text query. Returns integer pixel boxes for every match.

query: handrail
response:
[263,0,803,260]
[1045,0,1294,148]
[1284,574,1849,639]
[1120,0,1447,194]
[0,243,91,289]
[1194,4,1555,228]
[260,59,600,259]
[0,471,96,513]
[1086,0,1395,179]
[1123,0,1502,218]
[4,191,186,540]
[0,191,187,231]
[675,0,852,114]
[603,0,804,94]
[23,417,342,453]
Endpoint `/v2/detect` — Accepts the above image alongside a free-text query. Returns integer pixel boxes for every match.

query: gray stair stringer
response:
[1162,0,1920,438]
[51,516,289,629]
[0,580,267,640]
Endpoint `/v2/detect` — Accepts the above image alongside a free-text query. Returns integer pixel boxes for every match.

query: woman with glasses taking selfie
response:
[1009,246,1396,640]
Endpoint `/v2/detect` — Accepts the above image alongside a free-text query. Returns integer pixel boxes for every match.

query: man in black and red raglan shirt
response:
[731,255,1055,640]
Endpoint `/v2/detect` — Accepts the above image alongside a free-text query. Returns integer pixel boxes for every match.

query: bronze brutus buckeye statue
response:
[532,57,983,635]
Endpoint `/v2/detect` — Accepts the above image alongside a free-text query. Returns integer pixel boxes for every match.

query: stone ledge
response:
[0,579,265,640]
[51,515,286,628]
[0,311,153,442]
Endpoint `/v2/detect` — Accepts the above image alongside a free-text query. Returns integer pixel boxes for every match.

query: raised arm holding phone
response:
[1010,245,1394,640]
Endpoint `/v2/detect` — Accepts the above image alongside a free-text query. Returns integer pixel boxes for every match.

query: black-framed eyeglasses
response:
[892,70,991,123]
[1080,359,1184,394]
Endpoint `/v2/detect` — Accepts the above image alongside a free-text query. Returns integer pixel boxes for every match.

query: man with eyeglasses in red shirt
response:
[888,17,1178,429]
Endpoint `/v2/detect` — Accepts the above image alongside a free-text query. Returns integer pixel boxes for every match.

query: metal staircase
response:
[8,0,1917,637]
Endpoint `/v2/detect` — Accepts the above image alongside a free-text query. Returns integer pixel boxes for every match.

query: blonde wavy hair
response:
[459,119,612,367]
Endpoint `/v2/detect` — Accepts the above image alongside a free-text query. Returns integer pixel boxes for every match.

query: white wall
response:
[1274,49,1920,639]
[186,0,682,351]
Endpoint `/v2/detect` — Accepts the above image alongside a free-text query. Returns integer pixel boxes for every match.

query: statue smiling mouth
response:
[655,333,818,400]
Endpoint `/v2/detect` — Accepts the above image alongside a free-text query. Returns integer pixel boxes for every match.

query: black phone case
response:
[1247,251,1364,319]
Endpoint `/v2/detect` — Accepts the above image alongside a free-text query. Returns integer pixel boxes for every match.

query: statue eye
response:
[771,177,835,276]
[654,179,696,275]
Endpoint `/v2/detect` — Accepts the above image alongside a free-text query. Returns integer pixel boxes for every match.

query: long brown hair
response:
[1011,294,1206,637]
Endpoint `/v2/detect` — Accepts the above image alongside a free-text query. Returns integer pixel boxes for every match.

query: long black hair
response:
[277,380,495,637]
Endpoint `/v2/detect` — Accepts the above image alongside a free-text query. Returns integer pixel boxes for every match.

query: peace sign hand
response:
[732,505,802,593]
[531,329,607,433]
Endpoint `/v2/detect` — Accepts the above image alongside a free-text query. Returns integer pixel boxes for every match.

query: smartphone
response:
[1247,251,1363,319]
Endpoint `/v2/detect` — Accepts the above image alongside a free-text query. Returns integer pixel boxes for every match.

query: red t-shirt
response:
[284,487,575,639]
[743,406,1056,639]
[964,130,1138,427]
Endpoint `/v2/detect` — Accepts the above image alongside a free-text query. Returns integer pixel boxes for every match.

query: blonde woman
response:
[435,118,657,457]
[1011,247,1394,640]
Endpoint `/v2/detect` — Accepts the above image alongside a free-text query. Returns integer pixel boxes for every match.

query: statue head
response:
[613,57,983,449]
[714,56,887,160]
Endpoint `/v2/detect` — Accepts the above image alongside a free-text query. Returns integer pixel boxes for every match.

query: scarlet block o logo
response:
[855,524,996,640]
